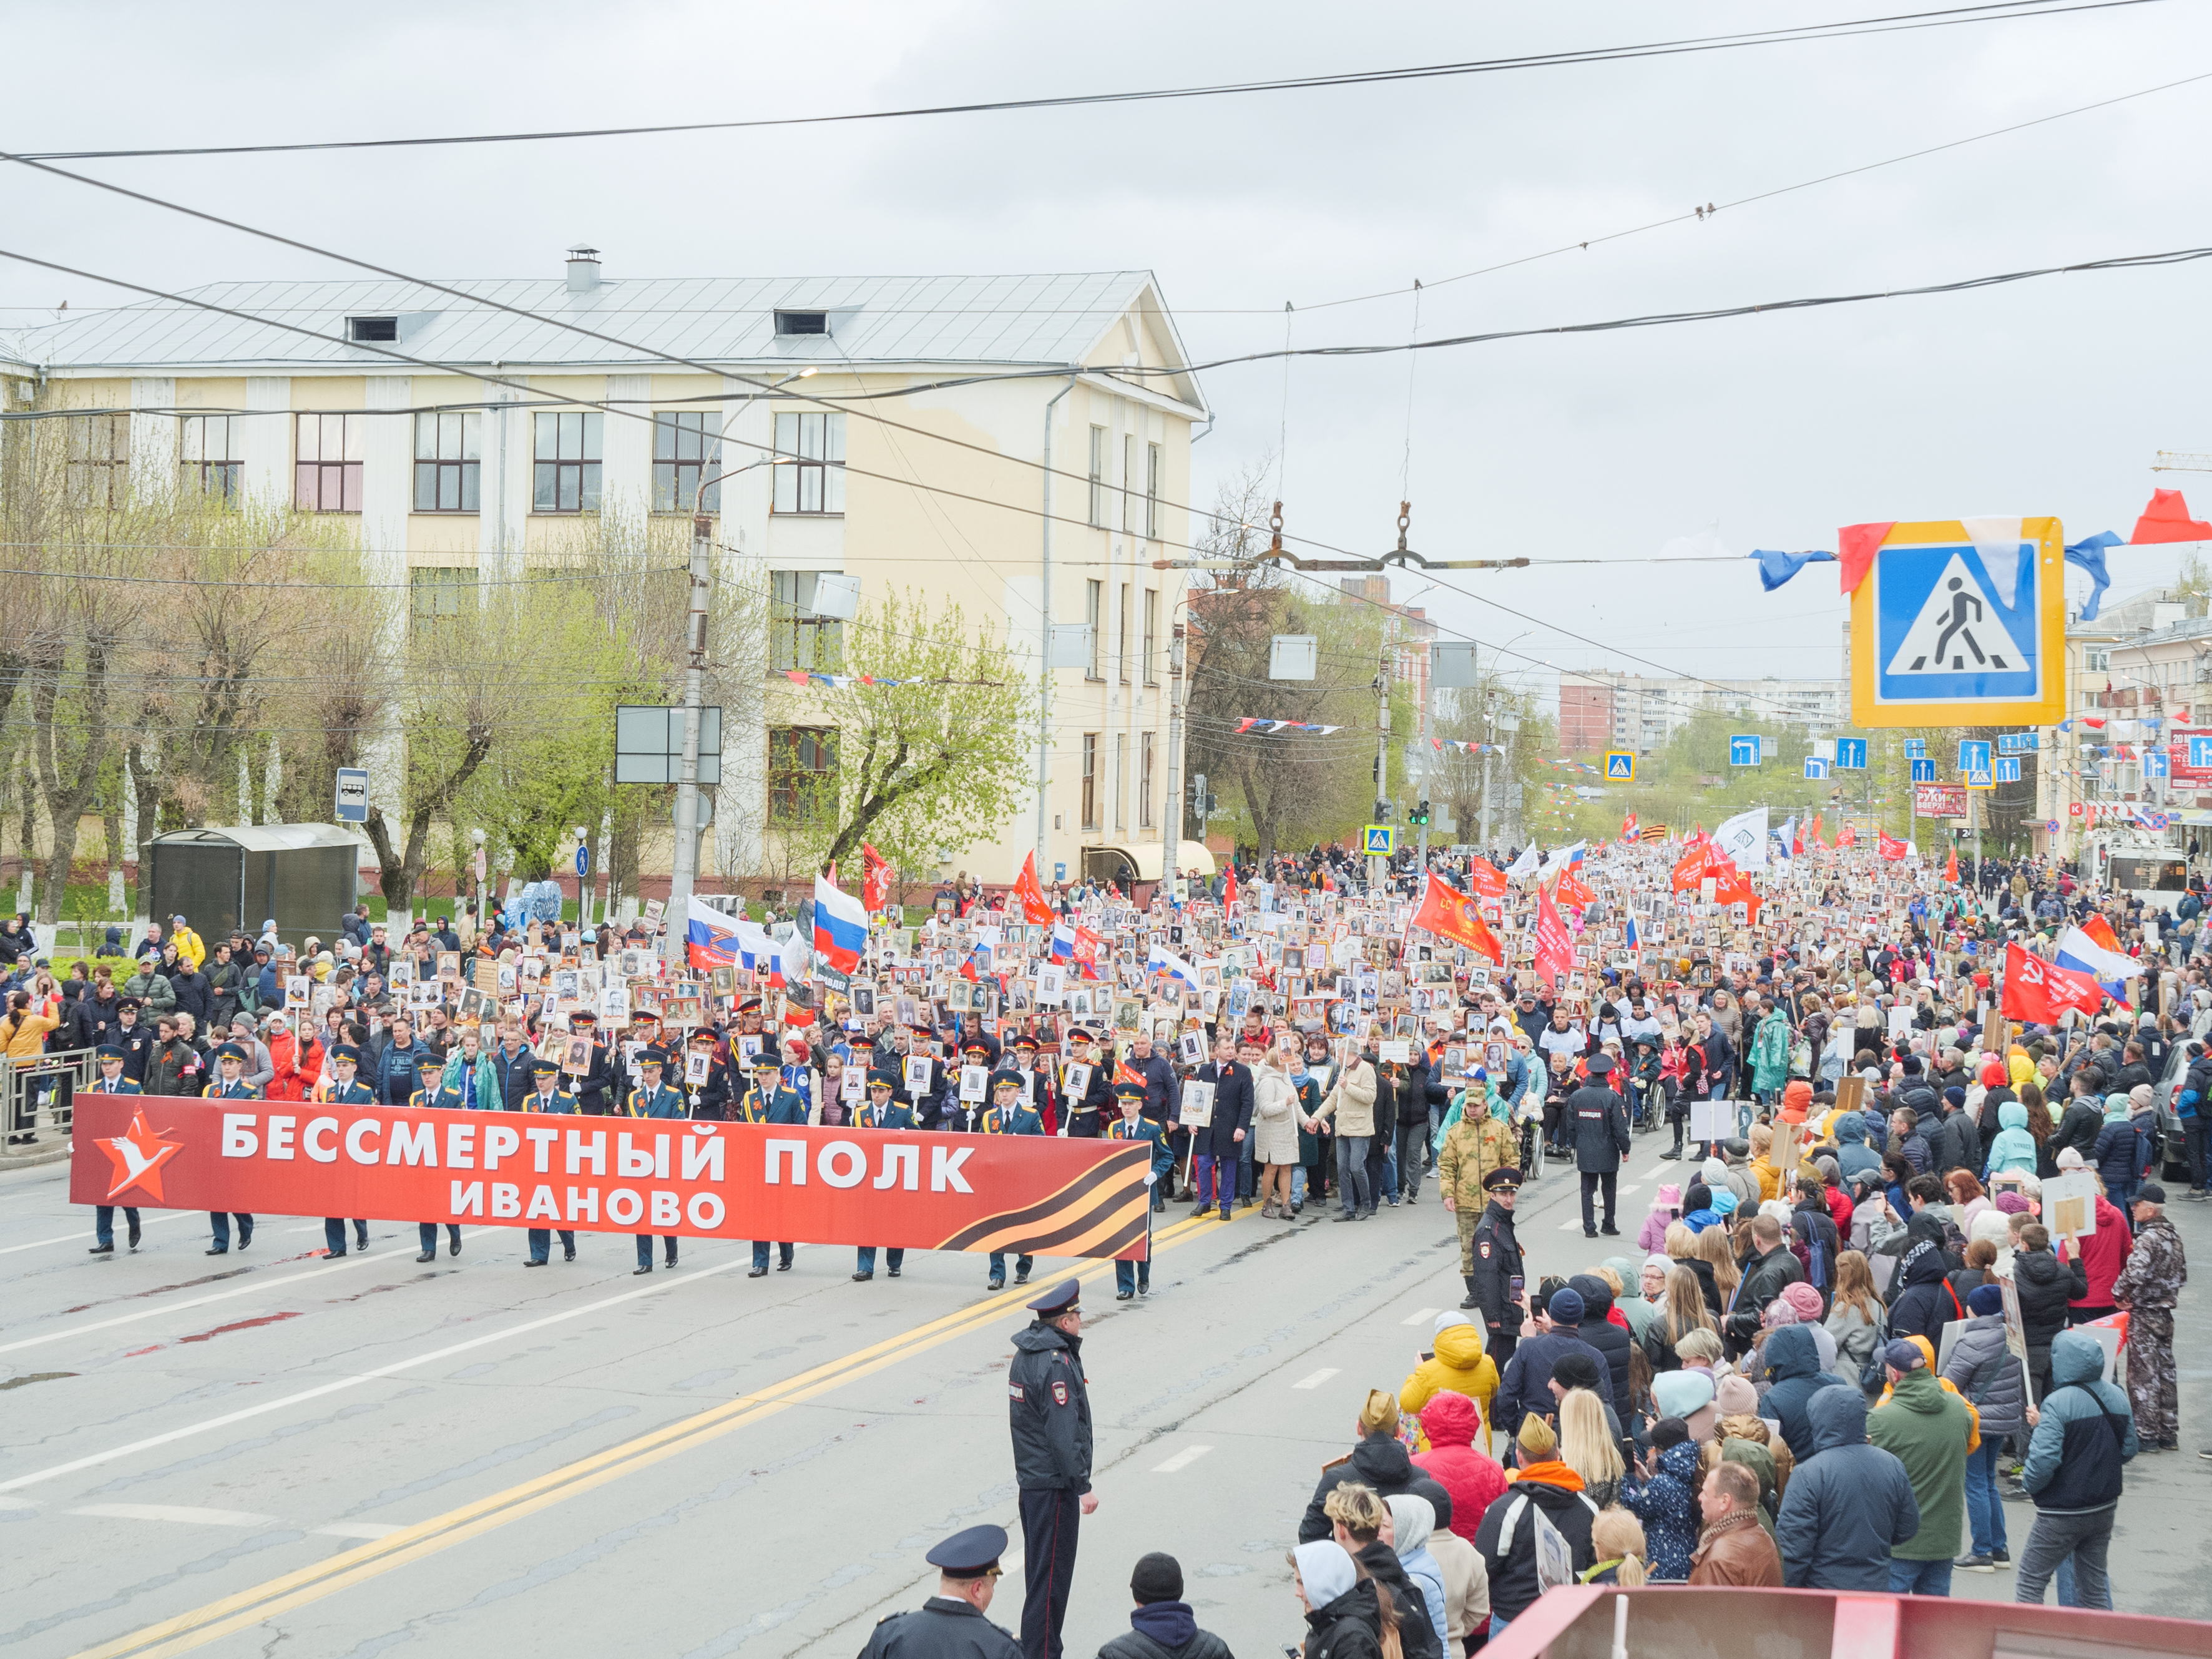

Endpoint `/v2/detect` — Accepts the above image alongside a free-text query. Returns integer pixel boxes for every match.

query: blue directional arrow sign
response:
[1911,759,1937,782]
[1902,739,1927,760]
[1994,756,2022,783]
[1730,735,1763,766]
[2190,737,2212,770]
[1834,738,1867,770]
[1804,757,1829,780]
[1957,740,1992,773]
[2144,750,2170,779]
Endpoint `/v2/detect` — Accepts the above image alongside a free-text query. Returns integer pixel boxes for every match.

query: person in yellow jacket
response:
[167,914,207,971]
[1,986,60,1059]
[1746,1123,1785,1204]
[1401,1309,1500,1452]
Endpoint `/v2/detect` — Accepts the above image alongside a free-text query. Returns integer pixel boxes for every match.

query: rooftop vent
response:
[775,310,828,336]
[346,315,398,343]
[566,245,602,293]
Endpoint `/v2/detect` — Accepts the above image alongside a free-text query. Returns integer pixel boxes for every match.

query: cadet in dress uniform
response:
[202,1042,262,1256]
[856,1524,1021,1659]
[624,1047,687,1275]
[1465,1165,1527,1364]
[87,1044,145,1255]
[853,1069,916,1283]
[310,1044,372,1256]
[983,1070,1043,1291]
[521,1057,580,1265]
[1007,1280,1095,1659]
[738,1052,806,1276]
[407,1058,471,1264]
[1102,1079,1170,1301]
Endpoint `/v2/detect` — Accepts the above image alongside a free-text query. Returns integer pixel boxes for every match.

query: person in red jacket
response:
[2054,1148,2132,1323]
[1411,1390,1507,1545]
[265,1015,323,1103]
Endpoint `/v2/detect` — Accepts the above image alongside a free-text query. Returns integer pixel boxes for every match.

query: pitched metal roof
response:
[0,270,1205,409]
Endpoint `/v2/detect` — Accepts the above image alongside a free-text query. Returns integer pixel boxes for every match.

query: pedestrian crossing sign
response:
[1603,751,1635,780]
[1363,825,1396,855]
[1849,517,2065,727]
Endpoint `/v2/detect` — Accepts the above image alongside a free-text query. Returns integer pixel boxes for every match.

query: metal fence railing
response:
[2,1048,97,1149]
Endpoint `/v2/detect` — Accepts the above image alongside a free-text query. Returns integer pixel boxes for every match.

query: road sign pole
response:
[1371,641,1392,893]
[666,514,712,963]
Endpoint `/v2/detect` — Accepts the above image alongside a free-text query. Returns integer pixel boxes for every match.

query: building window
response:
[1121,434,1135,534]
[1113,734,1127,829]
[532,411,602,513]
[180,414,242,502]
[347,316,399,343]
[1140,732,1155,828]
[774,311,828,336]
[771,411,844,514]
[413,411,480,513]
[2085,648,2110,672]
[295,413,364,512]
[1080,734,1100,830]
[767,727,839,828]
[653,412,723,513]
[65,414,130,507]
[1118,584,1132,684]
[1085,581,1104,681]
[409,567,472,634]
[1143,589,1158,685]
[770,570,844,672]
[1145,442,1161,541]
[1087,426,1107,528]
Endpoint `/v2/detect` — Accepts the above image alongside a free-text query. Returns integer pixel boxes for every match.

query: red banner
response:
[69,1098,1152,1259]
[1411,873,1504,964]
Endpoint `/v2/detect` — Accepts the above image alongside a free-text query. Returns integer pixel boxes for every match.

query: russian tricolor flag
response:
[686,897,740,971]
[811,875,869,974]
[1147,943,1200,989]
[1625,915,1639,951]
[1050,921,1076,962]
[2055,920,2140,1002]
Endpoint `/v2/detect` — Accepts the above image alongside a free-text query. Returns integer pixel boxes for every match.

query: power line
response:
[11,1,2161,162]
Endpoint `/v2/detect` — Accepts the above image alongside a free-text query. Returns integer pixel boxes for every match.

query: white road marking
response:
[70,1503,277,1527]
[0,1210,204,1256]
[1400,1307,1439,1325]
[0,1255,751,1494]
[1150,1446,1213,1473]
[1291,1368,1341,1390]
[1617,1185,1642,1198]
[0,1246,391,1355]
[1642,1162,1675,1180]
[313,1522,403,1539]
[1560,1216,1590,1230]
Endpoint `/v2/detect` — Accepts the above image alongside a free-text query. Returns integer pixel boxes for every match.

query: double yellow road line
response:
[72,1206,1245,1659]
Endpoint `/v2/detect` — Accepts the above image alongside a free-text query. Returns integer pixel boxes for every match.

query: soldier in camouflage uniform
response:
[2110,1182,2187,1449]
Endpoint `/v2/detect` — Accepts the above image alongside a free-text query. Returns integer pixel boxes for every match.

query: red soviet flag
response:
[1011,850,1057,926]
[1411,872,1504,964]
[2002,942,2055,1022]
[862,844,893,914]
[1534,882,1576,988]
[1877,832,1907,861]
[1466,857,1509,899]
[2043,957,2108,1019]
[1834,823,1857,849]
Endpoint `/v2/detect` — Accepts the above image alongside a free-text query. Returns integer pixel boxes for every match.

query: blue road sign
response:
[1604,751,1635,780]
[1363,825,1396,856]
[1804,758,1829,780]
[1729,735,1763,766]
[575,844,591,877]
[1964,766,1995,789]
[1852,520,2065,726]
[1997,731,2042,755]
[2144,751,2170,779]
[335,768,369,825]
[1902,738,1927,759]
[1958,740,1992,773]
[1911,759,1937,782]
[2190,737,2212,770]
[1995,756,2022,783]
[1834,738,1867,770]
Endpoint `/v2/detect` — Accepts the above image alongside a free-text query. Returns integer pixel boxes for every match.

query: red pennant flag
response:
[1011,850,1057,926]
[1223,863,1239,907]
[1534,883,1576,987]
[1942,847,1959,884]
[1809,813,1825,849]
[1877,831,1907,861]
[1411,872,1504,965]
[861,844,893,913]
[1838,520,1897,595]
[2131,488,2212,544]
[2081,913,2125,954]
[1834,823,1856,849]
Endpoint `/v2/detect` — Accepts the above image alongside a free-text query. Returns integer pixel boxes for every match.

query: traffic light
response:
[1409,801,1431,828]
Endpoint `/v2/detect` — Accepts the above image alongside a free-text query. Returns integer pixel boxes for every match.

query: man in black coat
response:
[1188,1037,1253,1221]
[1493,1283,1617,1436]
[1569,1053,1632,1237]
[1008,1280,1095,1659]
[1465,1167,1527,1363]
[1295,1424,1452,1544]
[1568,1272,1635,1411]
[1726,1213,1807,1354]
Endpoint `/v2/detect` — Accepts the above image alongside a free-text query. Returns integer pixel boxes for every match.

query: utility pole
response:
[1477,690,1495,853]
[667,512,712,962]
[1416,637,1434,870]
[1370,640,1392,891]
[1162,622,1186,901]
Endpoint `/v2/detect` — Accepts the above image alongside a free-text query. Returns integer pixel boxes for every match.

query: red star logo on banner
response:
[96,1108,184,1203]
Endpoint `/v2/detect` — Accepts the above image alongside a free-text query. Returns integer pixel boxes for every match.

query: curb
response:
[0,1143,70,1173]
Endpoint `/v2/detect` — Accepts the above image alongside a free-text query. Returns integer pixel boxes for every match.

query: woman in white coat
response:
[1251,1045,1302,1219]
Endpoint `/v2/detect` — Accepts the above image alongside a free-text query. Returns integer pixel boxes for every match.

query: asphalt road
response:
[5,1134,2207,1659]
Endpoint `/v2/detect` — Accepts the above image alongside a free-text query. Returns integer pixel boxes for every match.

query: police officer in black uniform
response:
[1568,1052,1633,1238]
[1466,1165,1527,1366]
[1007,1279,1094,1659]
[857,1524,1021,1659]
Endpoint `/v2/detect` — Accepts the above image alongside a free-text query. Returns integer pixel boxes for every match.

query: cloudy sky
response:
[6,0,2210,700]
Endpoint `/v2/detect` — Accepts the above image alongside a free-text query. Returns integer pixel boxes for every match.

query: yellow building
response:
[1,249,1211,893]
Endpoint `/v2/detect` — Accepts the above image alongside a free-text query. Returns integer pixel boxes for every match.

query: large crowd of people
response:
[21,828,2203,1652]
